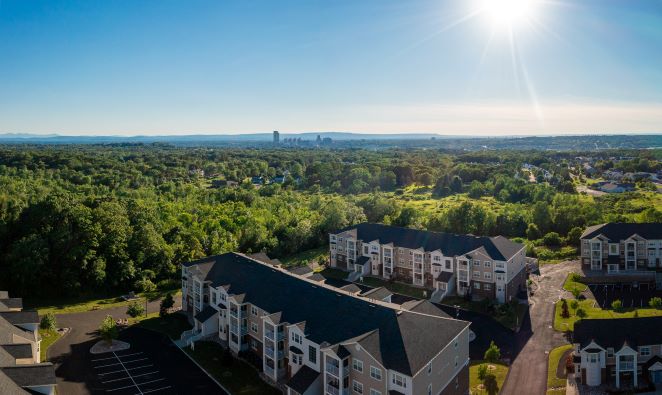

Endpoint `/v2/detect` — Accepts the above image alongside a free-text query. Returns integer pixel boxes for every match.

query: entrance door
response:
[652,370,662,384]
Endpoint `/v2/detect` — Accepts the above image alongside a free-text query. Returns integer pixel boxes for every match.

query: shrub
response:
[160,293,175,317]
[542,232,562,247]
[99,315,118,345]
[571,287,582,299]
[570,300,579,310]
[611,299,623,312]
[484,341,501,363]
[484,373,499,395]
[477,364,488,381]
[649,297,662,309]
[561,299,570,318]
[40,312,57,331]
[569,273,581,282]
[576,308,587,318]
[126,301,145,318]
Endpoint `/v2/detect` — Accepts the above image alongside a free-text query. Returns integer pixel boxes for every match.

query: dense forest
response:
[0,144,660,298]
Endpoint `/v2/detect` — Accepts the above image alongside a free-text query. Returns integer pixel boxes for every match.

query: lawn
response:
[562,273,587,293]
[27,289,181,315]
[280,246,328,267]
[358,276,428,299]
[553,299,662,331]
[184,341,281,395]
[469,360,509,395]
[135,313,192,340]
[547,344,573,394]
[39,329,62,362]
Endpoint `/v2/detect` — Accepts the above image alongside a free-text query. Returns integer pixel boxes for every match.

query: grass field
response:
[358,276,429,299]
[185,341,281,395]
[562,273,587,293]
[469,361,509,395]
[280,246,328,267]
[135,313,192,339]
[39,329,62,362]
[547,344,573,394]
[27,289,181,315]
[553,299,662,331]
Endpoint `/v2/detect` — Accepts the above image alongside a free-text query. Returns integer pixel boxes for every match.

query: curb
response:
[170,338,232,395]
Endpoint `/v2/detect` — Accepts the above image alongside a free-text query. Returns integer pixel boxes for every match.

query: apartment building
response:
[573,317,662,391]
[329,223,527,304]
[181,253,472,395]
[0,292,56,395]
[580,223,662,274]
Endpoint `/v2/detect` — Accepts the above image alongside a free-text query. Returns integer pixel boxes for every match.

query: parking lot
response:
[588,283,662,308]
[92,349,174,394]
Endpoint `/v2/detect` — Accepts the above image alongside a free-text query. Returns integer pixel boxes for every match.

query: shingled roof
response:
[0,312,39,326]
[0,364,56,388]
[581,223,662,241]
[0,299,22,312]
[183,253,470,376]
[574,317,662,349]
[335,223,523,261]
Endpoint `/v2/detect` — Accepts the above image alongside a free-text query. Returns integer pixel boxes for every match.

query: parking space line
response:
[99,369,128,376]
[129,371,160,379]
[95,362,123,368]
[103,376,133,384]
[92,355,121,362]
[140,386,171,394]
[107,383,139,392]
[113,351,144,395]
[127,364,154,370]
[120,357,149,364]
[135,378,165,386]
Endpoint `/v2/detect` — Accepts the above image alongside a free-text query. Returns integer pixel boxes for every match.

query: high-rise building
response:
[273,130,279,144]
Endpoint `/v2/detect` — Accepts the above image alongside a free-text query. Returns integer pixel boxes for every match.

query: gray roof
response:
[0,312,39,326]
[0,364,56,387]
[0,344,32,360]
[340,284,362,294]
[0,292,8,299]
[574,317,662,349]
[0,299,22,312]
[581,223,662,241]
[0,370,28,395]
[183,253,470,375]
[335,223,523,261]
[286,365,319,394]
[194,305,217,323]
[436,271,454,282]
[287,266,313,276]
[361,287,393,301]
[0,317,35,344]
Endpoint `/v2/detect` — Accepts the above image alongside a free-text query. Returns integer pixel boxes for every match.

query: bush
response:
[561,299,570,318]
[126,301,145,318]
[570,300,579,310]
[477,363,488,381]
[99,315,118,345]
[484,341,501,363]
[611,299,623,312]
[649,297,662,309]
[542,232,562,247]
[571,287,582,299]
[484,373,499,395]
[569,272,581,282]
[40,312,57,331]
[576,308,587,318]
[160,293,175,317]
[135,277,157,293]
[526,223,541,240]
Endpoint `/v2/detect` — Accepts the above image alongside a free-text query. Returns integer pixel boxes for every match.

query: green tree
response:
[160,293,176,317]
[40,312,57,331]
[484,341,501,363]
[611,299,623,312]
[484,373,499,395]
[649,297,662,309]
[526,223,541,240]
[99,315,118,345]
[477,363,488,381]
[575,308,587,318]
[126,301,145,318]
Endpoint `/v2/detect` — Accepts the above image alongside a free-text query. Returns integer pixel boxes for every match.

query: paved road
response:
[501,261,579,395]
[48,297,183,395]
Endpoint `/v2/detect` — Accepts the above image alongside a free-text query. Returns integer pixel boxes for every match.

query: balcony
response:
[230,309,238,318]
[264,365,275,376]
[326,382,339,395]
[326,364,340,377]
[619,362,634,370]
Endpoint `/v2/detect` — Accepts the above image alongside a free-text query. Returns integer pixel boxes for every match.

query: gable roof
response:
[0,344,33,360]
[0,370,28,395]
[183,253,470,376]
[581,223,662,241]
[334,223,523,261]
[574,317,662,349]
[361,287,393,301]
[194,305,217,323]
[287,266,313,276]
[0,299,22,312]
[0,312,39,326]
[286,365,320,394]
[0,317,36,344]
[0,364,56,388]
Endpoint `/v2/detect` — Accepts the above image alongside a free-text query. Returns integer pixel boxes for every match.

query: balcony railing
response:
[619,362,634,370]
[326,383,339,395]
[326,364,340,377]
[264,365,275,376]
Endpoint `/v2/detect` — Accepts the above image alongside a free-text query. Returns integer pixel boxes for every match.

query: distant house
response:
[600,183,635,194]
[272,175,285,184]
[251,176,264,186]
[583,163,597,176]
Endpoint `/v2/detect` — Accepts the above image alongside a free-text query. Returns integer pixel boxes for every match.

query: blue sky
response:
[0,0,661,135]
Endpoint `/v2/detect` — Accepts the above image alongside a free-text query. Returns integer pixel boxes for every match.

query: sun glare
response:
[481,0,539,28]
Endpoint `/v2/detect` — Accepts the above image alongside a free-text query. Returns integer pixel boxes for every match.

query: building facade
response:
[181,253,472,395]
[329,223,527,304]
[580,223,662,274]
[573,317,662,391]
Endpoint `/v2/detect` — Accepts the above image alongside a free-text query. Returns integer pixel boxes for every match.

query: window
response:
[364,246,369,255]
[292,332,303,345]
[370,390,381,395]
[607,348,614,358]
[474,282,481,290]
[484,283,492,291]
[484,261,492,268]
[308,346,317,364]
[588,354,598,363]
[392,373,406,387]
[473,260,480,266]
[609,243,619,255]
[496,274,505,282]
[251,306,258,316]
[473,271,480,279]
[370,366,382,380]
[352,380,363,394]
[353,359,363,373]
[484,272,492,280]
[445,260,452,269]
[250,322,258,333]
[640,346,651,357]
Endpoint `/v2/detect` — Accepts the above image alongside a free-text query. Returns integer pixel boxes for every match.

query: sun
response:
[480,0,540,28]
